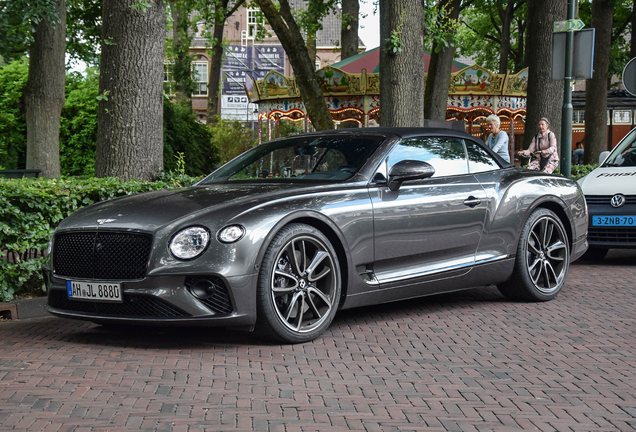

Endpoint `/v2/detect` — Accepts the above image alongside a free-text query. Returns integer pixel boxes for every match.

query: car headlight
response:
[218,225,245,244]
[170,226,211,260]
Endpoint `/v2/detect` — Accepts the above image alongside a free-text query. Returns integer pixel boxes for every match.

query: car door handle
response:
[463,196,482,208]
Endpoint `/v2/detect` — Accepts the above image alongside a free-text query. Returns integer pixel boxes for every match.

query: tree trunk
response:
[205,0,244,125]
[379,0,426,127]
[514,16,526,71]
[585,0,614,165]
[255,0,334,130]
[523,0,565,152]
[24,0,66,178]
[206,6,226,124]
[497,1,514,74]
[340,0,359,60]
[95,0,166,180]
[424,0,461,121]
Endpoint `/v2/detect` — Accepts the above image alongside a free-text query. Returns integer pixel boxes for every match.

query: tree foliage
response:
[166,0,197,105]
[579,0,633,84]
[457,0,527,73]
[207,116,257,164]
[0,57,29,170]
[164,101,222,175]
[253,0,335,130]
[59,70,99,176]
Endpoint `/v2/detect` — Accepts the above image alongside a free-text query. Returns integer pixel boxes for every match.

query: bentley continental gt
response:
[44,126,588,343]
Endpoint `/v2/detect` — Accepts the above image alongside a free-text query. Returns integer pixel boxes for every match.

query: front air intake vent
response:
[185,276,233,314]
[48,289,190,318]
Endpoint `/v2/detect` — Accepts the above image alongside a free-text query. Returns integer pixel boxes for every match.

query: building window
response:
[315,61,321,70]
[247,9,259,39]
[192,62,208,96]
[164,63,174,94]
[613,110,632,124]
[572,110,585,125]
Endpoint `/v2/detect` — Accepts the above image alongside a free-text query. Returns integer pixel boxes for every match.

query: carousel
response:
[244,56,529,157]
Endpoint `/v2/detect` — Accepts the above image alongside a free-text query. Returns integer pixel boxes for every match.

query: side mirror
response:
[599,151,610,165]
[388,160,435,191]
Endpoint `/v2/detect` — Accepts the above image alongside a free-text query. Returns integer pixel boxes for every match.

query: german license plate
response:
[66,281,122,302]
[592,215,636,226]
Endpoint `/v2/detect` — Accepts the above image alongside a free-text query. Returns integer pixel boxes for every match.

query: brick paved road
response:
[1,251,635,432]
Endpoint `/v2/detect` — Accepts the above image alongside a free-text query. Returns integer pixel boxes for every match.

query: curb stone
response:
[1,296,48,321]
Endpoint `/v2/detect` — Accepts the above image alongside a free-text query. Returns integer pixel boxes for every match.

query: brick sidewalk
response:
[1,251,635,431]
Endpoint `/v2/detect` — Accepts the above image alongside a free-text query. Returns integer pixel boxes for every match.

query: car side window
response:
[388,137,469,177]
[465,139,501,173]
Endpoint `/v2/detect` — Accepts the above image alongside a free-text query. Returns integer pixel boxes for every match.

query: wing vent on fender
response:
[356,265,379,285]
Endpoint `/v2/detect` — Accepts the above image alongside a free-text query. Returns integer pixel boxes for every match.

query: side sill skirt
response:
[359,254,512,286]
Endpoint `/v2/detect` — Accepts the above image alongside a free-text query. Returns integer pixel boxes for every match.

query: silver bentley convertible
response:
[44,126,588,343]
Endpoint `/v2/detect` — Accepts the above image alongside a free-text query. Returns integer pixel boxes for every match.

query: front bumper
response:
[586,195,636,249]
[44,270,258,327]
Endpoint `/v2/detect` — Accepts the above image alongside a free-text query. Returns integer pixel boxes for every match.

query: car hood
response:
[578,166,636,195]
[56,183,316,232]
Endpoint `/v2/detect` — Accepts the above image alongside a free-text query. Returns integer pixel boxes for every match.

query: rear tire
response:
[254,223,341,343]
[498,208,569,301]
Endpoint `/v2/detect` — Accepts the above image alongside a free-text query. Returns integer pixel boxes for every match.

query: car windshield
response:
[603,129,636,167]
[200,134,385,184]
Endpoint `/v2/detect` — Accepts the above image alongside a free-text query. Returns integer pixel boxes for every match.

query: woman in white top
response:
[485,115,510,163]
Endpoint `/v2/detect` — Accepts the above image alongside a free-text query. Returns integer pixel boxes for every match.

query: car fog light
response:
[170,226,210,260]
[188,279,218,299]
[218,225,245,243]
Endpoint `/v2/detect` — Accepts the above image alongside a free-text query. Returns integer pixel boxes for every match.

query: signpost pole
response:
[560,0,576,178]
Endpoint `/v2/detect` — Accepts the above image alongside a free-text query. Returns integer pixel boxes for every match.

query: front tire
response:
[498,208,569,301]
[255,223,341,343]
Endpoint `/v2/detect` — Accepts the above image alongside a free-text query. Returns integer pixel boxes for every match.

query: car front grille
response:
[48,289,190,318]
[53,231,153,280]
[588,226,636,244]
[585,195,636,205]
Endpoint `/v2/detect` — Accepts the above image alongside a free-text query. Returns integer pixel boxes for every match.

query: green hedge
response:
[0,174,202,302]
[570,164,597,181]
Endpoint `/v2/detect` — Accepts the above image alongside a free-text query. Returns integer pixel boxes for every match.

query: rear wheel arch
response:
[529,200,573,252]
[499,207,570,301]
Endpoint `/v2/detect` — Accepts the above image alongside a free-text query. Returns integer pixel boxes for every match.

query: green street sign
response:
[554,19,585,33]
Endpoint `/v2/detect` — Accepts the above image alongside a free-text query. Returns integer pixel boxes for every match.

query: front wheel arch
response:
[254,223,343,343]
[253,212,350,307]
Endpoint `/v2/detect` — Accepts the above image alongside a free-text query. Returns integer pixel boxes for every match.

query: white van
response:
[577,128,636,259]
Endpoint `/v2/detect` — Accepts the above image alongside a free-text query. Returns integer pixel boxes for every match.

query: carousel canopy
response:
[330,47,469,74]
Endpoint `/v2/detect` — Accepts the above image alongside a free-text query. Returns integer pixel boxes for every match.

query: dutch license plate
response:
[66,281,122,302]
[592,215,636,226]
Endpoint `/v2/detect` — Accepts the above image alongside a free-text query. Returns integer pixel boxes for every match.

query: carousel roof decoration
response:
[245,55,530,140]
